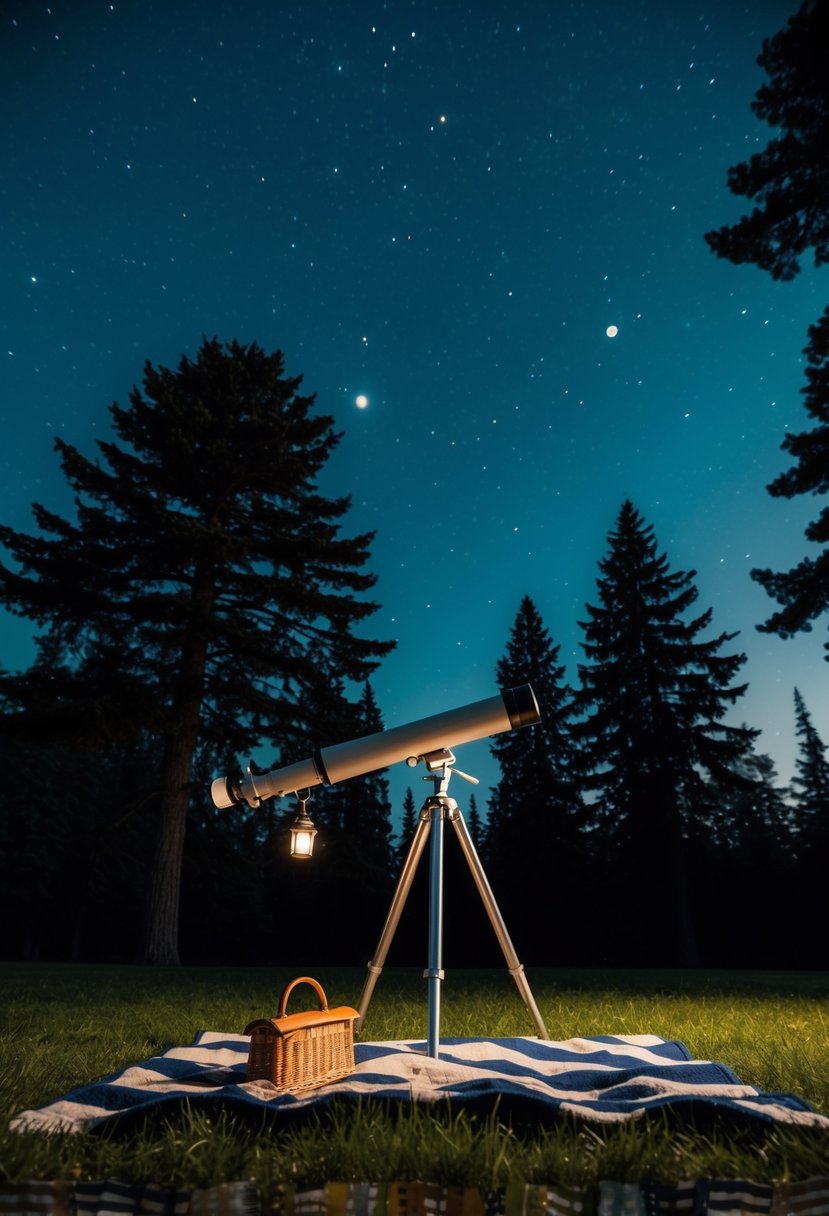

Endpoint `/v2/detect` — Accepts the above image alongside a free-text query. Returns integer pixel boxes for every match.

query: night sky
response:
[2,0,826,821]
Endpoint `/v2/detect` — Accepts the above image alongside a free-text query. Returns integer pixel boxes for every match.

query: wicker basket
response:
[243,975,359,1093]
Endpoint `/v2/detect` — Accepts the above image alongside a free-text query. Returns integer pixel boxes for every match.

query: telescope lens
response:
[501,684,541,729]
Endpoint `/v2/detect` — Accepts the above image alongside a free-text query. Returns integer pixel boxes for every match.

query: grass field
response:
[1,964,828,1193]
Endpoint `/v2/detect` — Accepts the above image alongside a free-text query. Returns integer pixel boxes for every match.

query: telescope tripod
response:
[356,750,549,1058]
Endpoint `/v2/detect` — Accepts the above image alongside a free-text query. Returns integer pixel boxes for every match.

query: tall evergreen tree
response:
[328,681,394,870]
[704,0,829,281]
[487,595,583,962]
[489,596,582,837]
[466,792,484,851]
[791,686,829,848]
[789,688,829,962]
[705,1,829,650]
[750,311,829,650]
[396,787,418,868]
[576,501,757,965]
[0,338,393,964]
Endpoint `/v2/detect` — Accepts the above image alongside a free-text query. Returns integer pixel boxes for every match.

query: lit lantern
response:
[290,791,317,859]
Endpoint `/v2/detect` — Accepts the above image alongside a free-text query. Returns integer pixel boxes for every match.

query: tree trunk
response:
[141,571,216,965]
[141,730,196,964]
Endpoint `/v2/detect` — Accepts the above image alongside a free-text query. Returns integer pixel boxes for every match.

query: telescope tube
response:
[211,683,539,809]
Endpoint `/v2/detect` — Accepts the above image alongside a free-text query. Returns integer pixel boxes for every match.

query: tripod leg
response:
[355,813,432,1033]
[426,800,446,1058]
[450,810,550,1039]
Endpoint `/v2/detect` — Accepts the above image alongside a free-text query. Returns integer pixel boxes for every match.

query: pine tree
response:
[704,2,829,649]
[466,792,483,851]
[751,311,829,649]
[330,682,394,871]
[577,501,757,965]
[791,686,829,848]
[487,595,584,961]
[704,0,829,281]
[489,596,582,833]
[396,787,418,868]
[789,688,829,962]
[0,338,393,964]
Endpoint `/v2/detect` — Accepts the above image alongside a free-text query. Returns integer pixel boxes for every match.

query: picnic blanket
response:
[11,1033,829,1134]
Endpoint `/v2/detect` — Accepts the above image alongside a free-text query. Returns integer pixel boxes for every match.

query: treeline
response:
[2,500,826,969]
[478,503,829,971]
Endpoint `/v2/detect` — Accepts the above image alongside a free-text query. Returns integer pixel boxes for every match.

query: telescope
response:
[211,684,540,809]
[211,682,547,1056]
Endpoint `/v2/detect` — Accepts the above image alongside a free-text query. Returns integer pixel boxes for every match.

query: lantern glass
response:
[289,807,317,858]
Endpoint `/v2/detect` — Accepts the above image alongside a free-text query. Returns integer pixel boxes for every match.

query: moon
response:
[355,394,369,409]
[606,325,618,338]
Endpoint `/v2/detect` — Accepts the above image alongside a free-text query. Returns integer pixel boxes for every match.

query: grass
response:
[1,964,828,1197]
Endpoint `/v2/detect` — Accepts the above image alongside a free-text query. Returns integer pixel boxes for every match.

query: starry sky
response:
[2,0,827,822]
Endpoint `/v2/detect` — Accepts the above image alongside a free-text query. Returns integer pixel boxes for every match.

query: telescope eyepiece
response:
[211,772,245,809]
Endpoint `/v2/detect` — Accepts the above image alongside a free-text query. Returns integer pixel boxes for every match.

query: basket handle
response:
[277,975,329,1018]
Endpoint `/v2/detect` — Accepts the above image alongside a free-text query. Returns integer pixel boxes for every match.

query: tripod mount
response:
[356,748,549,1058]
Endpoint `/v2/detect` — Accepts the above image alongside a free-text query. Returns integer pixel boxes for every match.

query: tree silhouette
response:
[0,338,393,964]
[751,310,829,650]
[487,595,583,962]
[576,501,757,965]
[791,686,829,855]
[704,0,829,281]
[704,1,829,651]
[789,688,829,960]
[323,681,395,876]
[466,792,484,851]
[396,787,418,868]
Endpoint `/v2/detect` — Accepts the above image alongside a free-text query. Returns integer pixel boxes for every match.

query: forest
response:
[0,479,825,971]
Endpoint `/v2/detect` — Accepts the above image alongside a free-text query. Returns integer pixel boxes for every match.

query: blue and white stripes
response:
[10,1033,827,1134]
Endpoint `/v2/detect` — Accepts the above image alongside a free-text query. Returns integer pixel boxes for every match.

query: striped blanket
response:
[11,1033,828,1134]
